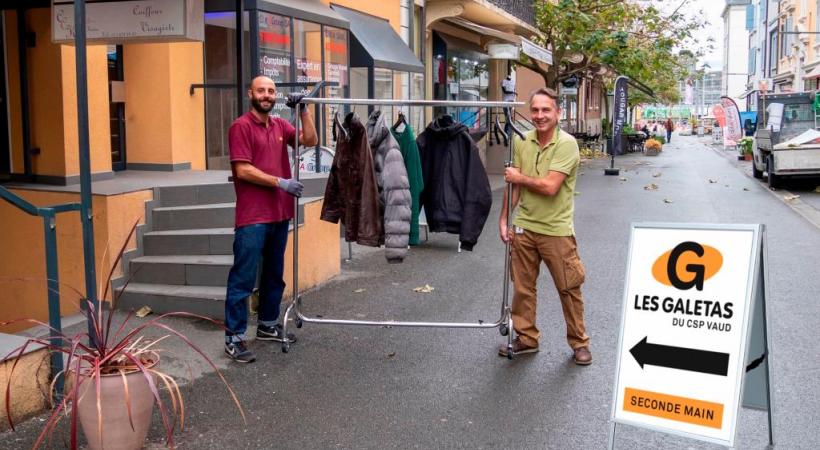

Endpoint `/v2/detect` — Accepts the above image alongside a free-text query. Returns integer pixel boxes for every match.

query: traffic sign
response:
[610,223,772,448]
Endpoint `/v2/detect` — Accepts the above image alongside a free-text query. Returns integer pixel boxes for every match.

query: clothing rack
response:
[282,93,526,359]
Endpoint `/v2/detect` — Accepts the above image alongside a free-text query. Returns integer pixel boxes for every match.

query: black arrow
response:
[629,336,729,376]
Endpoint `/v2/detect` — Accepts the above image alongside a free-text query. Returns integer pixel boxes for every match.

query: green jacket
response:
[391,124,424,245]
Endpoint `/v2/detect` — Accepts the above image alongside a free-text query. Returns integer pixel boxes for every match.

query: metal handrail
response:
[0,186,81,396]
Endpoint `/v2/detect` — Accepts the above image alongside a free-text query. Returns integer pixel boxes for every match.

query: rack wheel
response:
[499,324,508,336]
[282,342,290,353]
[507,346,513,360]
[296,318,303,329]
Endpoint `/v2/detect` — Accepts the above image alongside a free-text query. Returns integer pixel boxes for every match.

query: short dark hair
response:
[529,87,559,106]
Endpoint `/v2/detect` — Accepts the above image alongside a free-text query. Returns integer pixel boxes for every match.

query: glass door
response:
[107,45,126,171]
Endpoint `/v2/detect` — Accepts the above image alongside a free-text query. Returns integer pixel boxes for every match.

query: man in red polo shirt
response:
[224,76,317,363]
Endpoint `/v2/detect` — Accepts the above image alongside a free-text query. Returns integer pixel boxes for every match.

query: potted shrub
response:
[738,137,754,161]
[3,223,244,449]
[644,138,663,156]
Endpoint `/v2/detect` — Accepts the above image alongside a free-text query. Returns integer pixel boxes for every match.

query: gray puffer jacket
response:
[366,110,412,263]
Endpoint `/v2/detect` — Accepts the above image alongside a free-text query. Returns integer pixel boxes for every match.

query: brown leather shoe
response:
[573,346,592,365]
[498,338,539,357]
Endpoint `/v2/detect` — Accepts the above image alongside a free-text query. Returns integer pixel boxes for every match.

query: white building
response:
[722,0,752,109]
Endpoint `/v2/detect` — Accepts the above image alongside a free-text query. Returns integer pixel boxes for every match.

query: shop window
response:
[204,11,250,170]
[374,68,394,120]
[294,19,322,127]
[410,72,425,132]
[350,67,368,119]
[258,12,292,120]
[324,25,349,147]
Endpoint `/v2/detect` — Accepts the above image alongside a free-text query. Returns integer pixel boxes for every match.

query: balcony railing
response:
[488,0,535,26]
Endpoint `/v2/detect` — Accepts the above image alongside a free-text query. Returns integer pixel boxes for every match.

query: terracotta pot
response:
[74,353,158,450]
[744,153,753,161]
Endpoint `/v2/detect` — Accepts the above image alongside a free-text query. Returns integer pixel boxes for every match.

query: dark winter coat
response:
[416,115,492,251]
[367,110,412,263]
[320,112,381,247]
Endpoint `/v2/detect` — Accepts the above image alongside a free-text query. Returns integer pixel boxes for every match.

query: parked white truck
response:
[753,91,820,189]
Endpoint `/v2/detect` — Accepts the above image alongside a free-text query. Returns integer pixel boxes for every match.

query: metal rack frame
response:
[281,94,525,359]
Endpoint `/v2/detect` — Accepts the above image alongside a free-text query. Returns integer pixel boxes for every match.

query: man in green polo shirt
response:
[498,87,591,365]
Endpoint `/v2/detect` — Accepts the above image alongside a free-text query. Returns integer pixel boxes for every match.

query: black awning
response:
[331,4,424,73]
[255,0,349,29]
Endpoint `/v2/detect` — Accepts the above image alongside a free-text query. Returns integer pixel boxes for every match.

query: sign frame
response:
[608,222,774,449]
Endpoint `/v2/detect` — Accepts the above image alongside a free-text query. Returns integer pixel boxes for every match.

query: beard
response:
[251,97,274,114]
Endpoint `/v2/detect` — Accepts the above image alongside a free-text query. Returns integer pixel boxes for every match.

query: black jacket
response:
[416,116,492,251]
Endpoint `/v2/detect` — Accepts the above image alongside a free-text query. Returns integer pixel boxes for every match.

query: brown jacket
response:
[320,113,382,246]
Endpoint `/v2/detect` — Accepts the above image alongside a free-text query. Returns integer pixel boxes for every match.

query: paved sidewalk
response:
[2,134,818,449]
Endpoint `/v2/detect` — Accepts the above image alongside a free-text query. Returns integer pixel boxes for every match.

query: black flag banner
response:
[611,76,629,156]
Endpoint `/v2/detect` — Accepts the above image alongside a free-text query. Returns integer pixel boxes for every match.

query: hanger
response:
[333,110,349,141]
[392,110,408,132]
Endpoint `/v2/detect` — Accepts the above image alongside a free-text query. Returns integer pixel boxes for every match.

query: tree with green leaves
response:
[519,0,712,105]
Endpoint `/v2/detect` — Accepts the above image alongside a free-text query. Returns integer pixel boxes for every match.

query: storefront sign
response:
[520,37,552,65]
[53,0,204,43]
[487,43,520,60]
[612,224,761,447]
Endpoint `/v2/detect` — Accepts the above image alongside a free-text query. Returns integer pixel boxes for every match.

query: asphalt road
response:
[2,134,818,449]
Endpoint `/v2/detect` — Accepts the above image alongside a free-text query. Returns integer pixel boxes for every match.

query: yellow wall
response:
[325,0,402,34]
[0,349,50,431]
[0,189,152,334]
[124,42,205,169]
[4,9,111,178]
[4,11,24,175]
[283,200,341,298]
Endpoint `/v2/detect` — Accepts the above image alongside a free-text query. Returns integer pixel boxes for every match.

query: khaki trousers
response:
[510,229,589,350]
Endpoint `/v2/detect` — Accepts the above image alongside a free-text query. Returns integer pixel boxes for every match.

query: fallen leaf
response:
[644,183,659,191]
[815,186,820,193]
[652,172,662,178]
[387,352,396,358]
[708,178,717,183]
[413,284,435,293]
[353,288,366,293]
[784,194,800,201]
[663,198,674,204]
[619,177,628,181]
[136,306,152,318]
[574,191,581,196]
[743,187,750,191]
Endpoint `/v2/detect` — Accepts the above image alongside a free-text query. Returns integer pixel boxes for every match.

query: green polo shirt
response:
[511,128,580,236]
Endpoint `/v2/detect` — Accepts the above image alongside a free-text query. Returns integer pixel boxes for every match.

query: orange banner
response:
[623,387,724,429]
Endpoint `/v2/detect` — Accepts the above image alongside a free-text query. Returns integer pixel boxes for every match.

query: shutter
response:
[746,5,755,30]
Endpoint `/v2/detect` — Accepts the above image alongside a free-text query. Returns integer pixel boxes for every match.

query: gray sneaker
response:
[256,324,297,343]
[225,340,256,363]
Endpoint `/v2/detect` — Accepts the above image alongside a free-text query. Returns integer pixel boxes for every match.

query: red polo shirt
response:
[228,111,297,227]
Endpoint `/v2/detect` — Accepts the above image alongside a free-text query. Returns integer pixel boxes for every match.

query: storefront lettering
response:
[133,5,163,19]
[141,22,175,34]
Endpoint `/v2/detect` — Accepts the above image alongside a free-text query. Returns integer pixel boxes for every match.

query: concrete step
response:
[158,174,328,207]
[129,255,233,286]
[143,228,234,256]
[152,202,235,231]
[152,197,316,231]
[115,283,225,320]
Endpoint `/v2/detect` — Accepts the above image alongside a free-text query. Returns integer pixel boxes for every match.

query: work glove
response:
[286,93,307,113]
[278,178,304,197]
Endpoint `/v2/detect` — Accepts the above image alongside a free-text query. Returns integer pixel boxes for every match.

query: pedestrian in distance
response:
[223,76,318,363]
[664,118,674,143]
[498,87,592,365]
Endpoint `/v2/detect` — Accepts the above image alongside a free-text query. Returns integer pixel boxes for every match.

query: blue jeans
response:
[666,130,672,143]
[224,221,289,341]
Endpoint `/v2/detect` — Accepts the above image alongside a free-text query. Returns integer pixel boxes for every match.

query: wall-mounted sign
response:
[520,37,552,66]
[52,0,204,44]
[611,223,767,448]
[487,43,520,60]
